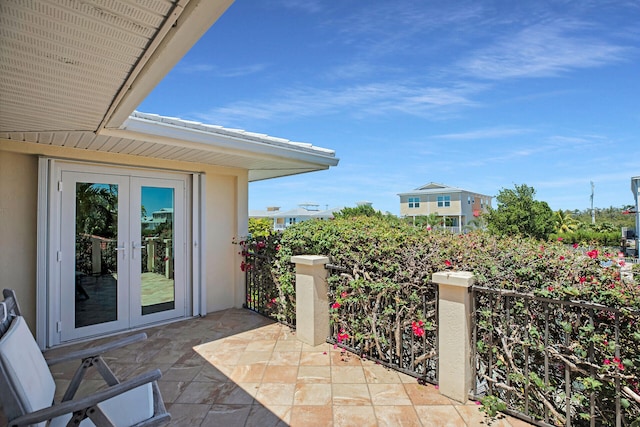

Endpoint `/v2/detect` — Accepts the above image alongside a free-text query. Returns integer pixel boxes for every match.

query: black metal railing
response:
[243,253,295,326]
[326,263,439,384]
[472,286,640,427]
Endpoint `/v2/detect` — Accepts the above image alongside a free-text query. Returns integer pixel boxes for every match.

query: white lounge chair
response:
[0,289,170,426]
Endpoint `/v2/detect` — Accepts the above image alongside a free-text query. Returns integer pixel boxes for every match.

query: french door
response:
[58,165,187,342]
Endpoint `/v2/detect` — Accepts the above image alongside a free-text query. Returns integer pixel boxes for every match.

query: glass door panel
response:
[130,177,185,327]
[140,186,176,315]
[61,172,129,342]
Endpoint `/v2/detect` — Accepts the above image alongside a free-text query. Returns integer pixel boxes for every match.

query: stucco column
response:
[291,255,330,346]
[432,271,476,403]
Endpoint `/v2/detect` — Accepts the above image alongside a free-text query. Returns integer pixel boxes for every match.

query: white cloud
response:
[177,63,268,77]
[196,82,480,125]
[432,127,530,140]
[460,20,628,80]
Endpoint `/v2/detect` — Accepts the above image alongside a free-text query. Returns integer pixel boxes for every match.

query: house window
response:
[468,196,471,204]
[408,197,420,208]
[437,195,450,207]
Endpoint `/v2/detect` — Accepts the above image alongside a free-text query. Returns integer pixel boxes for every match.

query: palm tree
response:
[554,210,579,234]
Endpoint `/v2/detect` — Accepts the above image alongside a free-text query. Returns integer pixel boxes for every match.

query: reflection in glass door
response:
[74,182,119,327]
[58,165,187,342]
[130,177,185,327]
[61,172,130,342]
[139,186,176,315]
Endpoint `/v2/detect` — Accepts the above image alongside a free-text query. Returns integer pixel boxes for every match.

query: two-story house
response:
[398,182,492,232]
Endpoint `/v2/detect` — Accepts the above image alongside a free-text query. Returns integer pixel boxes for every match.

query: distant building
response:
[250,204,341,230]
[142,208,173,231]
[398,182,492,232]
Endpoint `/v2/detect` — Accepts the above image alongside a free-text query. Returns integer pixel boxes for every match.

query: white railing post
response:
[432,271,476,403]
[291,255,330,346]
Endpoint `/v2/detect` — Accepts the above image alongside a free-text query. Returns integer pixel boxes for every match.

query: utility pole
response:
[590,181,595,224]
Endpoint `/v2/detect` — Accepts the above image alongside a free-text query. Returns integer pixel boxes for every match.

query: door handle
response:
[115,245,126,258]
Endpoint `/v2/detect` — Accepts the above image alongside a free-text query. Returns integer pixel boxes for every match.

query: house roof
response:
[0,0,338,181]
[397,182,492,197]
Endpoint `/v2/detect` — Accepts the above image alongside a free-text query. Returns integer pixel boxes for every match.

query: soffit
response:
[0,0,185,133]
[0,0,338,179]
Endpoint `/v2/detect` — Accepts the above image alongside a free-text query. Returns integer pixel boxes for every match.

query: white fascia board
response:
[104,0,235,129]
[104,117,339,167]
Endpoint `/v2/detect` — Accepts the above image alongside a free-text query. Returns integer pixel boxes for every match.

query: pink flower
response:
[331,302,341,309]
[587,249,599,259]
[547,286,554,292]
[603,359,611,365]
[337,329,349,343]
[341,291,348,298]
[412,321,425,337]
[613,357,620,364]
[618,363,625,371]
[579,277,586,284]
[559,256,565,261]
[557,237,563,241]
[444,260,452,267]
[573,243,579,249]
[275,244,281,251]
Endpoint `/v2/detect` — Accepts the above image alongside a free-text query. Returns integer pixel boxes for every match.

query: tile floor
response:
[19,309,534,426]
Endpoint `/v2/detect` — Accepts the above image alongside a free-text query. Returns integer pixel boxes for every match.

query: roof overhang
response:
[0,0,338,180]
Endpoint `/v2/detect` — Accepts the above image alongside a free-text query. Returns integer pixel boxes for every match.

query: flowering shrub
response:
[240,216,639,424]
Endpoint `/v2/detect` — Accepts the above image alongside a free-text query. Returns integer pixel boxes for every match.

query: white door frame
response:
[36,159,202,348]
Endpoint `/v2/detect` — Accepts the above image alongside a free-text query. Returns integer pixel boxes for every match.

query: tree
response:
[553,210,580,233]
[334,204,382,219]
[486,184,554,240]
[249,217,274,237]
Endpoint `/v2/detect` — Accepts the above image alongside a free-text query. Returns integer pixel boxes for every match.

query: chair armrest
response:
[7,369,162,427]
[44,333,147,365]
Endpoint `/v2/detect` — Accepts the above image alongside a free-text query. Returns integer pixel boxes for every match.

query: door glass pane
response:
[140,186,175,315]
[75,183,118,328]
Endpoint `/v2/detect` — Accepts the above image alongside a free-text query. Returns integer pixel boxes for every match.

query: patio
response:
[4,308,533,427]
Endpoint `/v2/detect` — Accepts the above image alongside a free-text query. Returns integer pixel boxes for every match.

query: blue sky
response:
[138,0,640,215]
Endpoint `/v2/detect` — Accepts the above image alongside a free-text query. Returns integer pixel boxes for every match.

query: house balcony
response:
[14,309,531,427]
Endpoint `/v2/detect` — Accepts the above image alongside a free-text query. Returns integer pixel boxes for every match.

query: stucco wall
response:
[0,139,248,334]
[0,150,39,330]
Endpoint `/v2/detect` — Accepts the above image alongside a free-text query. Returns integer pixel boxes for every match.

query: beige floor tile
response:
[294,383,332,406]
[246,339,277,352]
[263,365,299,383]
[157,380,188,403]
[166,403,211,427]
[274,339,303,352]
[237,351,272,365]
[374,405,422,427]
[414,405,468,426]
[404,383,453,405]
[332,366,366,383]
[332,383,371,406]
[201,404,252,427]
[229,362,267,382]
[255,382,296,406]
[300,350,331,366]
[192,363,232,382]
[333,405,377,427]
[297,365,332,383]
[363,362,402,383]
[245,404,291,427]
[290,405,333,426]
[268,350,302,366]
[369,383,413,405]
[331,350,363,366]
[455,404,515,426]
